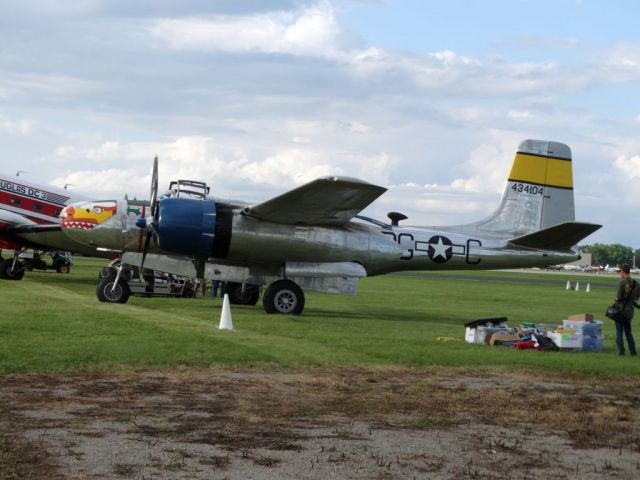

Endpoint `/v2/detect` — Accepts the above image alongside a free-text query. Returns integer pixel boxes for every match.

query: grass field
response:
[0,257,632,375]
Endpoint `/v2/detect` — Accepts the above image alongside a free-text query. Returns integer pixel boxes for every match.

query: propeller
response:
[137,156,159,271]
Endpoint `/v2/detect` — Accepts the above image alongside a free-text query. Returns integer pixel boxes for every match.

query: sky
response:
[1,0,639,246]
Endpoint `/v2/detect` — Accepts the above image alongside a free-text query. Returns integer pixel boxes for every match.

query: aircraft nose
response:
[59,200,126,250]
[61,201,118,230]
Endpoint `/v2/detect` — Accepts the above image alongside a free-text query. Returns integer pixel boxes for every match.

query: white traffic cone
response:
[586,283,591,293]
[218,293,234,330]
[566,281,571,290]
[575,282,580,291]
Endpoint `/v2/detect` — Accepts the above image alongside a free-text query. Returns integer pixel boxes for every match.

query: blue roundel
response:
[156,198,216,258]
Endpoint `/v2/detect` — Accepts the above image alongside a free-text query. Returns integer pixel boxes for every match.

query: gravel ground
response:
[1,366,640,479]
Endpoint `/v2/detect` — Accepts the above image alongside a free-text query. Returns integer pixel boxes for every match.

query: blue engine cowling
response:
[156,197,216,258]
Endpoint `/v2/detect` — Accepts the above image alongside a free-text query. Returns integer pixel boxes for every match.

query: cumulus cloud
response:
[414,131,522,195]
[612,154,640,205]
[145,2,621,98]
[49,136,398,203]
[147,3,356,60]
[613,154,640,180]
[51,168,150,197]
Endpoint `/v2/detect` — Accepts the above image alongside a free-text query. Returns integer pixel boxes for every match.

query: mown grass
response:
[0,257,632,375]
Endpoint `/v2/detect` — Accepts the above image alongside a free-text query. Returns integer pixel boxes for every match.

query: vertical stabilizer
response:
[474,139,575,237]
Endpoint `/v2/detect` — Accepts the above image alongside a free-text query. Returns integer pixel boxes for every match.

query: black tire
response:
[96,273,130,303]
[0,259,25,280]
[262,279,305,314]
[181,285,195,298]
[224,282,260,305]
[0,259,10,279]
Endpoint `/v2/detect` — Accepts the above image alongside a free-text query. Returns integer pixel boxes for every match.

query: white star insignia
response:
[430,237,451,260]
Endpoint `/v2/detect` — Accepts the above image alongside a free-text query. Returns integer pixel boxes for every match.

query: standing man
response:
[613,264,640,356]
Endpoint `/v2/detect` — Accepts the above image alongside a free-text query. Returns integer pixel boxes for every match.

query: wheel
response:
[181,285,195,297]
[262,279,305,314]
[0,259,10,279]
[96,273,130,303]
[56,261,71,274]
[0,259,25,280]
[224,282,260,305]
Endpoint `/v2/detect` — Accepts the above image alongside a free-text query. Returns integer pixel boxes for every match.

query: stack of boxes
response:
[548,314,604,352]
[464,314,604,352]
[464,317,512,345]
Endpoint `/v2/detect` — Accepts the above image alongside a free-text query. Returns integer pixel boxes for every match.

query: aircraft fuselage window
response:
[10,197,21,205]
[33,203,43,211]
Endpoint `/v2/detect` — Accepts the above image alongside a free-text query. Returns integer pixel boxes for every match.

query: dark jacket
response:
[615,278,640,319]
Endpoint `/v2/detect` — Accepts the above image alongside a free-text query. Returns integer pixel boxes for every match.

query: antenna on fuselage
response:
[16,170,27,177]
[387,212,408,226]
[64,184,74,190]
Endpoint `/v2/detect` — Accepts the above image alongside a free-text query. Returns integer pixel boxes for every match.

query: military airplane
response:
[0,172,147,279]
[59,139,601,314]
[0,173,97,279]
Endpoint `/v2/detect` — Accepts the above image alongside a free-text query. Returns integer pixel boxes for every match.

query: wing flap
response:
[508,222,602,251]
[244,176,387,226]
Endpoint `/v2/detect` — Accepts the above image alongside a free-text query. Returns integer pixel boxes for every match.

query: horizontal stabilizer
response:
[244,176,387,226]
[508,222,602,251]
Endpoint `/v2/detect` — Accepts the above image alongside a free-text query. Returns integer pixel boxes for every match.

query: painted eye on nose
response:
[93,207,103,214]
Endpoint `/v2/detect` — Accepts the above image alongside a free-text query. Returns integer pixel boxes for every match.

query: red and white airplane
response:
[0,172,106,279]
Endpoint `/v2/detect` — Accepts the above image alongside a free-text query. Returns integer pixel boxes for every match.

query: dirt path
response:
[1,366,639,479]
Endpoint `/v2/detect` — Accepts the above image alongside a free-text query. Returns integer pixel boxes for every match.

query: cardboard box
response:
[567,313,594,321]
[549,332,582,349]
[465,326,512,344]
[477,326,512,344]
[489,333,521,346]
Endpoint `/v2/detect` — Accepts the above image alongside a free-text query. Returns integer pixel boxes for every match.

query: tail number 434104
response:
[511,183,544,196]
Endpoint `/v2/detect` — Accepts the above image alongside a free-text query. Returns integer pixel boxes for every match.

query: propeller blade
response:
[150,156,158,210]
[140,230,152,272]
[140,156,160,274]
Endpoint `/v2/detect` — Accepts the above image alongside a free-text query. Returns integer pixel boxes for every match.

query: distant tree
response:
[580,243,634,266]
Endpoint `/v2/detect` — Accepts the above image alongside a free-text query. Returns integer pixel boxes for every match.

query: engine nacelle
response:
[156,197,216,258]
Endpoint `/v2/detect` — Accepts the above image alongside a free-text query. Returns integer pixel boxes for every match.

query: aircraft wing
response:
[508,221,602,251]
[243,176,387,226]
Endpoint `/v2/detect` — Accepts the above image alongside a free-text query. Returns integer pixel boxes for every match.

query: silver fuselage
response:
[226,212,577,276]
[61,199,579,282]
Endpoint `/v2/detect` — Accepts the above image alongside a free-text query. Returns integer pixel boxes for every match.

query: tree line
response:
[579,243,638,267]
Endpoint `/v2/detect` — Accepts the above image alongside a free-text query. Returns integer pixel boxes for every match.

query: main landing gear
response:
[0,257,25,280]
[94,261,307,314]
[215,280,306,314]
[262,279,305,315]
[224,282,261,306]
[0,250,27,280]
